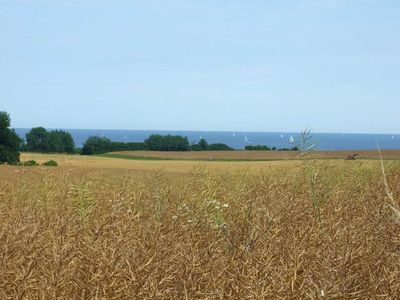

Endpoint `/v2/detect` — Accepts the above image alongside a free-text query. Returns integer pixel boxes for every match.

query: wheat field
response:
[0,155,399,299]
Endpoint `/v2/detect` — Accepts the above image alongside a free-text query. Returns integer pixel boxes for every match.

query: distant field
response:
[108,149,400,161]
[20,153,300,174]
[20,152,393,174]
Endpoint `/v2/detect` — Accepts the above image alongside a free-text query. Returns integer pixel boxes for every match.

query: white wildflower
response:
[220,223,228,232]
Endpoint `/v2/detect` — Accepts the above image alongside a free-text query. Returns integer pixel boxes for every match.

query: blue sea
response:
[14,128,400,151]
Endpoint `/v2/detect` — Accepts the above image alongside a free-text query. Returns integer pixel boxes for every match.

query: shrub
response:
[190,144,204,151]
[245,145,299,151]
[110,142,149,151]
[23,160,39,166]
[207,143,233,151]
[277,146,299,151]
[245,145,272,151]
[42,160,58,166]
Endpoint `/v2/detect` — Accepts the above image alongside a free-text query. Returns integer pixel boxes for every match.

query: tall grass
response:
[379,148,400,223]
[0,161,399,298]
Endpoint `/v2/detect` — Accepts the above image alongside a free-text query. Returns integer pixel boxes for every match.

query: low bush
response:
[245,145,272,151]
[23,160,39,166]
[245,145,299,151]
[42,160,58,166]
[207,143,233,151]
[277,146,299,151]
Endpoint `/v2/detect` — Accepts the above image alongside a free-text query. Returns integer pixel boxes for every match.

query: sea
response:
[14,128,400,151]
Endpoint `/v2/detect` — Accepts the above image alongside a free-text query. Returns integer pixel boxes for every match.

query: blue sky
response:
[1,0,399,133]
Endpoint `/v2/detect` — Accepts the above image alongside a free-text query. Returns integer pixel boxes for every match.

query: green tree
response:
[26,127,49,152]
[145,134,163,151]
[0,111,21,164]
[198,138,208,150]
[145,134,190,151]
[48,130,75,153]
[81,136,112,155]
[25,128,75,153]
[191,138,209,151]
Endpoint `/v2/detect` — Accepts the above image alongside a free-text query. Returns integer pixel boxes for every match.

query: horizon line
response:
[12,127,400,136]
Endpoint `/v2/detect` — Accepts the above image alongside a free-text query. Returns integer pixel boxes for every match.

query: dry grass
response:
[0,156,399,299]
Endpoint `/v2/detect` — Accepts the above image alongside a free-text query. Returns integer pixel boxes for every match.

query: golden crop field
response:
[1,154,399,298]
[20,153,303,174]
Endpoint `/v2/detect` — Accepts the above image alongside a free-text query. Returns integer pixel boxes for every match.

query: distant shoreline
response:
[13,128,400,135]
[14,128,400,151]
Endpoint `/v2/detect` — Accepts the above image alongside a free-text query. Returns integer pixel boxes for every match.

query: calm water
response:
[14,128,400,151]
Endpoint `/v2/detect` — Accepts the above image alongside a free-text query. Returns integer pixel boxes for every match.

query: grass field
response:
[1,153,399,298]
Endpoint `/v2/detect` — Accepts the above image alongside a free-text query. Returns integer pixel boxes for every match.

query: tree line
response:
[190,138,233,151]
[16,129,234,156]
[245,145,299,151]
[1,111,300,164]
[23,127,75,153]
[81,135,233,155]
[81,137,149,155]
[0,112,78,164]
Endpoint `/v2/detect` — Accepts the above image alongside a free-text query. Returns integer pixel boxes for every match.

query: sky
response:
[1,0,399,134]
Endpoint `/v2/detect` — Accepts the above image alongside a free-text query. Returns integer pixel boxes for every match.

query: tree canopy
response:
[207,143,233,151]
[81,136,112,155]
[191,138,208,151]
[26,127,49,152]
[81,136,149,155]
[145,134,190,151]
[25,127,75,153]
[191,139,233,151]
[0,111,21,164]
[81,135,236,155]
